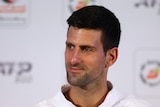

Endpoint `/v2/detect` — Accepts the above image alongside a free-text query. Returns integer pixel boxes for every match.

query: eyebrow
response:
[80,45,96,49]
[66,41,96,48]
[65,41,73,45]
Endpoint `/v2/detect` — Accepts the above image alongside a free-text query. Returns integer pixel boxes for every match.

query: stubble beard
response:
[66,63,90,87]
[65,63,105,88]
[67,71,89,87]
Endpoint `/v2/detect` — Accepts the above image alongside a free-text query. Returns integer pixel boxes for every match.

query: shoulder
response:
[35,100,52,107]
[34,91,62,107]
[35,99,54,107]
[35,85,73,107]
[118,96,154,107]
[103,88,154,107]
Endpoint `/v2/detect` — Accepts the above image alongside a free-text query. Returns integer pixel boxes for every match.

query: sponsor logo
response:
[68,0,101,12]
[2,0,16,4]
[62,0,103,27]
[0,62,33,83]
[140,60,160,87]
[134,0,160,15]
[134,49,160,97]
[0,0,30,26]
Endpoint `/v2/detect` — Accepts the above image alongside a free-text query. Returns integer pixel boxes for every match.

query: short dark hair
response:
[67,5,121,52]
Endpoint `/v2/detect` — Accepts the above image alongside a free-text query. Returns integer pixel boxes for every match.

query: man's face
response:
[65,26,107,87]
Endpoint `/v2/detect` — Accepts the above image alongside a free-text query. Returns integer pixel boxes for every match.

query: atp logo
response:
[134,0,160,15]
[0,62,33,83]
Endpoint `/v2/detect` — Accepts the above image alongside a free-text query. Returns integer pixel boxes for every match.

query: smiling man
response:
[36,5,154,107]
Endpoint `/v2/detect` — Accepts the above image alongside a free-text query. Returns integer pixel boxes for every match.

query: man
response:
[36,5,153,107]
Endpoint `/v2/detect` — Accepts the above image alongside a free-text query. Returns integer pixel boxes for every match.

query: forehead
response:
[67,26,102,45]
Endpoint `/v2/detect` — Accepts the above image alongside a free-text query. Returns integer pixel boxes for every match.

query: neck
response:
[66,82,109,107]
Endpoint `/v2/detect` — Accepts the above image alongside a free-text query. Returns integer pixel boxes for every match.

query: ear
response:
[105,47,118,67]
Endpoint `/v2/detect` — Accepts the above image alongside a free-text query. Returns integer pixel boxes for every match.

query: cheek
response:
[65,50,74,64]
[65,51,69,62]
[87,55,106,71]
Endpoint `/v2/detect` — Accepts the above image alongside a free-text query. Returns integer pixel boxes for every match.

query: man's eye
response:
[67,44,74,50]
[81,46,92,52]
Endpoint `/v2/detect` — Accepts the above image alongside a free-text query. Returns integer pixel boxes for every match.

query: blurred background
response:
[0,0,160,107]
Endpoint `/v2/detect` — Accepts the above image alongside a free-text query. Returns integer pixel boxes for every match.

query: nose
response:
[70,49,81,65]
